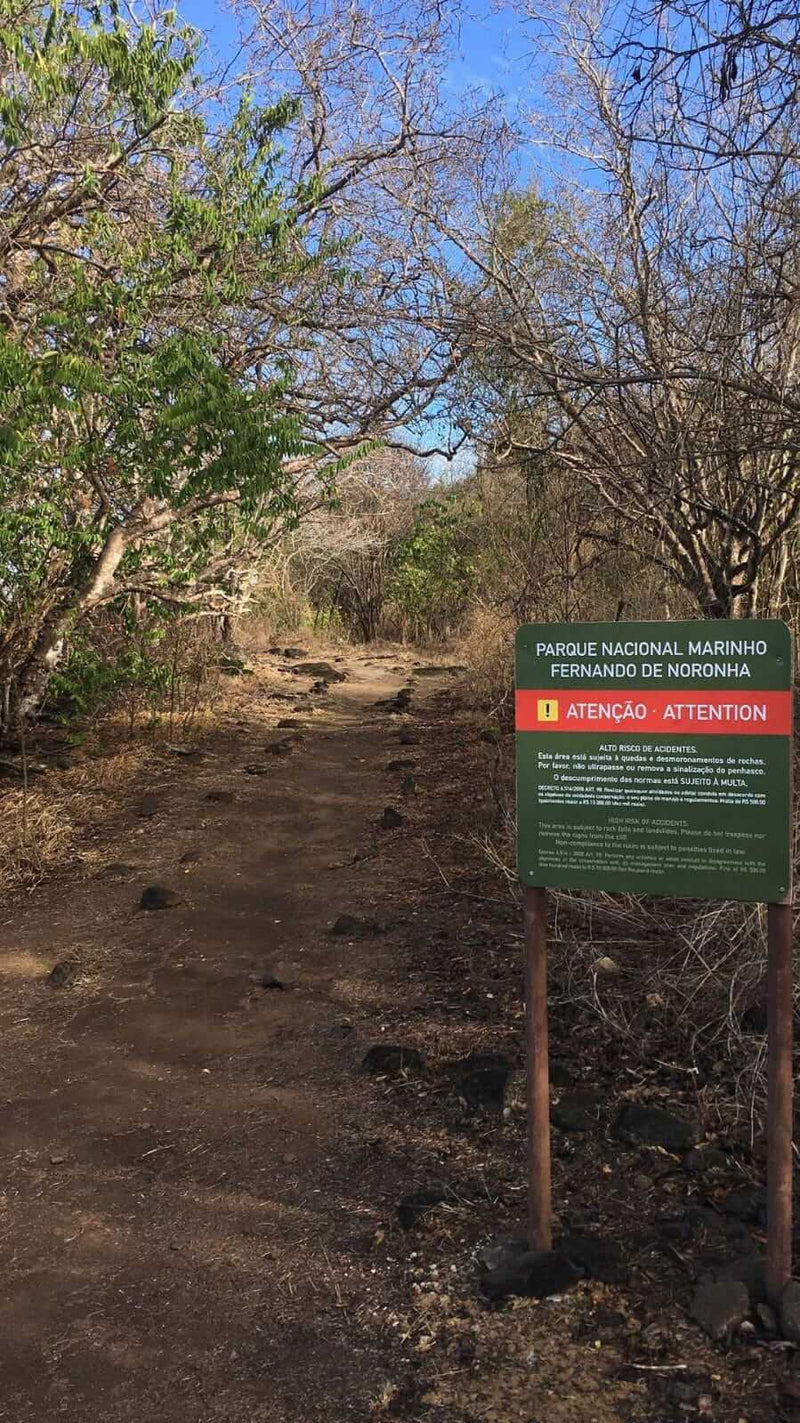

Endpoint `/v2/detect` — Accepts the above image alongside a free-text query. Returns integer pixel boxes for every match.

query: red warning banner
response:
[515,689,792,736]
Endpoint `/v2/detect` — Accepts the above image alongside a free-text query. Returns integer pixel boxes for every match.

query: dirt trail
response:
[0,649,446,1423]
[0,648,789,1423]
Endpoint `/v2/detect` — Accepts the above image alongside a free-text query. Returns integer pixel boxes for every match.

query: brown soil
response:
[0,648,794,1422]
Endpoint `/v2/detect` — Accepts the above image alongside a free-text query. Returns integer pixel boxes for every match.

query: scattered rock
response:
[137,793,160,818]
[48,961,76,988]
[551,1092,599,1133]
[139,885,180,911]
[667,1373,712,1408]
[206,790,235,803]
[780,1281,800,1343]
[456,1051,513,1112]
[95,862,135,882]
[591,955,620,975]
[481,1249,580,1303]
[380,806,404,829]
[718,1255,767,1305]
[385,758,417,773]
[260,973,286,991]
[690,1279,749,1342]
[721,1187,767,1226]
[684,1145,728,1174]
[361,1044,425,1076]
[330,914,390,938]
[397,1188,447,1229]
[558,1232,627,1284]
[740,986,768,1035]
[477,1237,531,1273]
[288,661,347,682]
[614,1102,697,1153]
[549,1059,576,1087]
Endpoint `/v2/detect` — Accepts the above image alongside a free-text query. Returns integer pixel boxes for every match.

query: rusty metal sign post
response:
[516,620,794,1300]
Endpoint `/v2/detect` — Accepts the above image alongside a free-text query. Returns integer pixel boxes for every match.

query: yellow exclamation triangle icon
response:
[537,698,559,723]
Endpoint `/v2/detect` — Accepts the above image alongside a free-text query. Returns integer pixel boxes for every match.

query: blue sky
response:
[172,1,534,476]
[176,0,533,113]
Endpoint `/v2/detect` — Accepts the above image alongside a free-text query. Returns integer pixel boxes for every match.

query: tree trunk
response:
[6,526,128,734]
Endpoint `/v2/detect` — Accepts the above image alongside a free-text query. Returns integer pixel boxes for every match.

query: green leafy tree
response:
[0,1,347,729]
[389,493,478,640]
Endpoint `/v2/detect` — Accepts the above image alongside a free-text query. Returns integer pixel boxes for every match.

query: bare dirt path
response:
[0,648,446,1423]
[0,648,790,1423]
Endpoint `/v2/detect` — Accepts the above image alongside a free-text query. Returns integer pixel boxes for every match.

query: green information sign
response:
[516,620,793,902]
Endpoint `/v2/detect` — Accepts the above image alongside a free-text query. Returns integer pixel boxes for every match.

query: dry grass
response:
[459,605,515,721]
[0,784,79,893]
[475,750,800,1140]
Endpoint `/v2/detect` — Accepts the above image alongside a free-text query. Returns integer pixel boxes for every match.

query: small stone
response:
[684,1145,728,1174]
[549,1059,576,1087]
[243,763,270,775]
[591,955,620,975]
[265,739,295,756]
[206,790,235,803]
[380,806,404,829]
[558,1232,626,1284]
[456,1052,513,1112]
[139,885,180,911]
[551,1092,599,1133]
[96,862,134,882]
[780,1281,800,1342]
[718,1254,767,1304]
[179,850,201,865]
[330,914,390,938]
[481,1250,580,1303]
[740,988,768,1035]
[277,718,304,729]
[288,662,347,682]
[282,647,309,659]
[668,1374,712,1408]
[398,730,419,746]
[260,973,285,991]
[49,1154,67,1166]
[721,1188,767,1226]
[361,1044,425,1076]
[48,961,76,988]
[614,1102,697,1153]
[476,1238,530,1273]
[397,1188,446,1229]
[690,1279,749,1342]
[756,1302,778,1334]
[138,793,160,818]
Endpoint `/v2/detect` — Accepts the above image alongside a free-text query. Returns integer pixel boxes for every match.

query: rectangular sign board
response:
[516,620,792,902]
